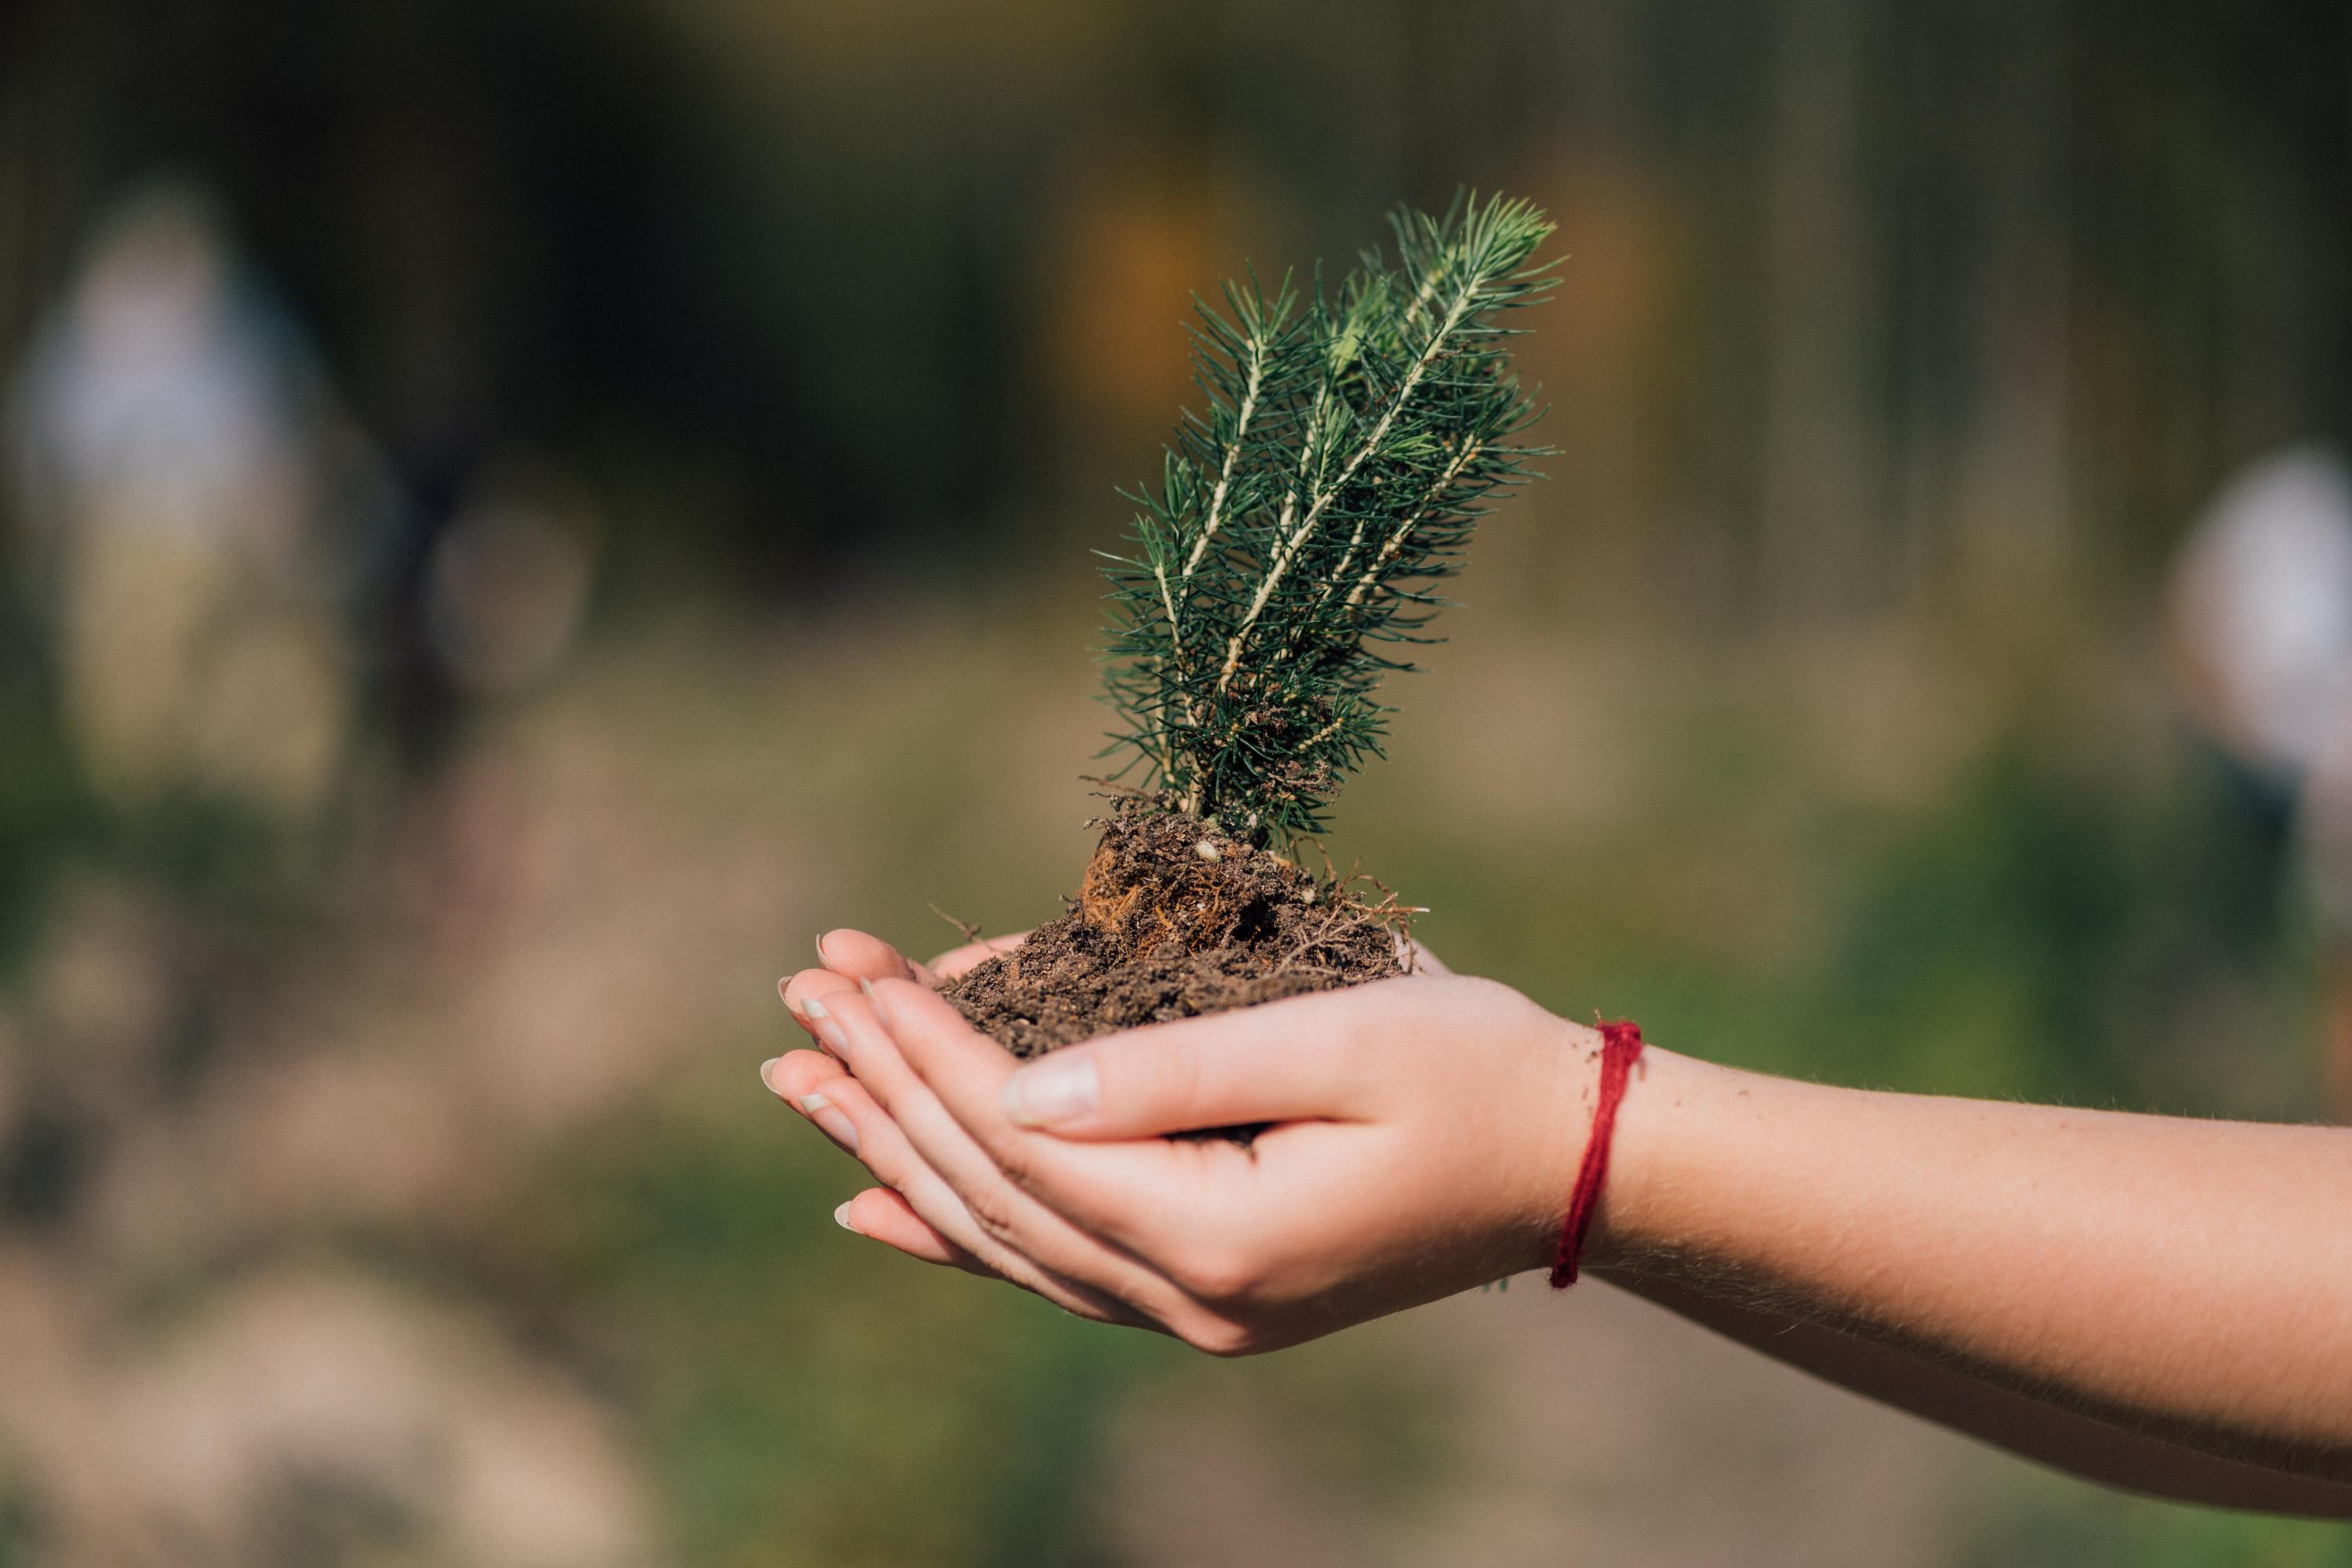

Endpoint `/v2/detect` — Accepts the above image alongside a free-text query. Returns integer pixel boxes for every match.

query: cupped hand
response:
[765,928,1607,1354]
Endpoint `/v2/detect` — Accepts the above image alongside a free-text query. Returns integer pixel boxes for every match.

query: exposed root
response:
[928,903,985,946]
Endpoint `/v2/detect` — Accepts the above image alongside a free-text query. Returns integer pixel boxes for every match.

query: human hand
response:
[766,931,1606,1353]
[768,937,2352,1510]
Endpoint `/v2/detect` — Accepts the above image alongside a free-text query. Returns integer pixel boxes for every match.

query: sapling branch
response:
[1102,191,1556,844]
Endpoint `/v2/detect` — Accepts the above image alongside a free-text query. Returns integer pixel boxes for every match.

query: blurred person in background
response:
[385,456,601,949]
[2169,444,2352,1117]
[4,181,393,822]
[0,182,644,1566]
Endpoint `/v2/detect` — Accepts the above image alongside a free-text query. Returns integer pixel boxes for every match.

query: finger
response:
[760,1052,1113,1310]
[837,1187,991,1273]
[763,1048,918,1174]
[825,985,1191,1322]
[814,927,1029,989]
[780,970,860,1051]
[925,931,1029,983]
[863,979,1260,1264]
[768,1049,975,1221]
[783,1018,1159,1328]
[766,1054,1050,1291]
[763,1048,873,1142]
[815,928,936,988]
[986,984,1381,1140]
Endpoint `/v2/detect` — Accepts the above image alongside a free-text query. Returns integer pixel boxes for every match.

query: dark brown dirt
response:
[943,809,1408,1058]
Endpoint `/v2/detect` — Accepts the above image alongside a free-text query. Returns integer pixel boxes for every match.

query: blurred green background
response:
[2,2,2350,1564]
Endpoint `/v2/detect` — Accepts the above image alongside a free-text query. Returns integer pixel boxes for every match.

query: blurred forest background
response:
[3,2,2351,1564]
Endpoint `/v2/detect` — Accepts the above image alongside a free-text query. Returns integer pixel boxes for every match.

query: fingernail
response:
[799,1092,859,1154]
[802,993,848,1057]
[815,933,833,967]
[833,1200,858,1233]
[759,1057,782,1091]
[1003,1052,1098,1128]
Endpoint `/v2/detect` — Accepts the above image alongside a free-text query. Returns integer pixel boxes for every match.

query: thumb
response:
[1000,996,1367,1139]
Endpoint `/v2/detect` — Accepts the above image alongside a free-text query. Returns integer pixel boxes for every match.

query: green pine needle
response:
[1100,191,1558,844]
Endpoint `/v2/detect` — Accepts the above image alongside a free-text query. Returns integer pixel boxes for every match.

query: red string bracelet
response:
[1550,1019,1645,1288]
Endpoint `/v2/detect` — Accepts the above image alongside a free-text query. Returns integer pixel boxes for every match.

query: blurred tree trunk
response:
[1760,0,1883,615]
[1950,1,2076,605]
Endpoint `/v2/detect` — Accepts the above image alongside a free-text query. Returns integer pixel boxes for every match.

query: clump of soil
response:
[944,808,1409,1058]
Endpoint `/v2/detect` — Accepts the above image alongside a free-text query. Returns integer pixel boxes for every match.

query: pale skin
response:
[767,927,2352,1518]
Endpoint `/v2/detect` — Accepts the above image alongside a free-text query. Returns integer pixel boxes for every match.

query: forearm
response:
[1597,1269,2352,1516]
[1588,1049,2352,1484]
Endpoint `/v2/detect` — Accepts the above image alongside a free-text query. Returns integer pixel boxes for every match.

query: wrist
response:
[1501,1010,1609,1276]
[1530,1019,1701,1279]
[1574,1044,1744,1276]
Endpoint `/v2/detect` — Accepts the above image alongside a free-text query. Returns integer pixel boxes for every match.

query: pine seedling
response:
[1099,193,1557,845]
[945,194,1559,1058]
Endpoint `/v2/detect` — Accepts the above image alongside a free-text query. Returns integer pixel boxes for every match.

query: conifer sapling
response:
[946,194,1556,1057]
